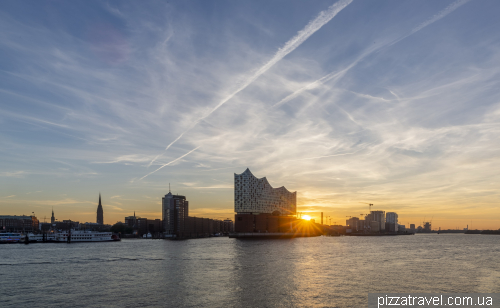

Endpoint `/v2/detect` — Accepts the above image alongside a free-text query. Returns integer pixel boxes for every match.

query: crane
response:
[360,202,374,214]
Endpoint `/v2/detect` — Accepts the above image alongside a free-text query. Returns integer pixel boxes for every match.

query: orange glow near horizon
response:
[302,215,312,221]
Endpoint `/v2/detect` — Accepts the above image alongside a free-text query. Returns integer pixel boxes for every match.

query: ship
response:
[55,230,120,242]
[0,232,23,243]
[23,230,120,243]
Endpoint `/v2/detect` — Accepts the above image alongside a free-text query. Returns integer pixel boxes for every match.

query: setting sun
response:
[302,215,311,221]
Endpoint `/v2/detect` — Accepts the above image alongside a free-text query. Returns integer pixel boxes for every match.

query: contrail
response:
[147,130,189,167]
[272,46,378,108]
[140,146,201,181]
[272,0,471,109]
[148,0,353,166]
[387,0,471,48]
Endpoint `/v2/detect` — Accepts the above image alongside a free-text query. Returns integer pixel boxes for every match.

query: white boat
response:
[23,233,56,242]
[0,232,23,243]
[54,230,120,242]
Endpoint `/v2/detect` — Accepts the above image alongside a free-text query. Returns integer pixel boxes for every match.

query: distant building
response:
[410,224,416,232]
[366,211,385,232]
[51,208,55,224]
[0,215,39,232]
[385,212,398,232]
[422,222,432,232]
[96,193,104,225]
[160,188,235,239]
[125,212,139,228]
[81,222,110,231]
[147,219,162,234]
[398,224,406,232]
[223,219,234,233]
[386,212,398,224]
[346,217,360,232]
[162,191,189,235]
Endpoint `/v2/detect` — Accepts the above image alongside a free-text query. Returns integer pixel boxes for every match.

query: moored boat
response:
[54,230,120,242]
[0,232,23,243]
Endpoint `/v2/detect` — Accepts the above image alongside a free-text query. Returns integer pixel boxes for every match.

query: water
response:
[1,234,499,307]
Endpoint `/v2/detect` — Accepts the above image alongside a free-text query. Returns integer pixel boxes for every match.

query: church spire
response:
[96,192,104,225]
[169,183,171,193]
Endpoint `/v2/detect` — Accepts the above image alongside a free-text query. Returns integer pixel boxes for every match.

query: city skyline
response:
[1,1,500,229]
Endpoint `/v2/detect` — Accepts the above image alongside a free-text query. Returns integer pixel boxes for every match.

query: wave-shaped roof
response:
[235,168,295,194]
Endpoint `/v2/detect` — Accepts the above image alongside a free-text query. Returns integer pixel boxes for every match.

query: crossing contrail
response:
[147,0,353,167]
[140,146,201,181]
[272,0,471,109]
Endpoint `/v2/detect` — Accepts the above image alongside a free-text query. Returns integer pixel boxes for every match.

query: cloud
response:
[147,0,353,165]
[0,171,26,177]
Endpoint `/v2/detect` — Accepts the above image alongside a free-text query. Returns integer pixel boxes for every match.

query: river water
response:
[1,234,499,307]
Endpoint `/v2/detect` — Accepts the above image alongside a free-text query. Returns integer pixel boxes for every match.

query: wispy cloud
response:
[147,0,353,165]
[0,171,26,177]
[272,0,471,110]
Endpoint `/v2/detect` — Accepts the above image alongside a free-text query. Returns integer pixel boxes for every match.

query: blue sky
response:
[1,0,499,229]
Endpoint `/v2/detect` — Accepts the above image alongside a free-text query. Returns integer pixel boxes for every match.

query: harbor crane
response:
[360,202,374,214]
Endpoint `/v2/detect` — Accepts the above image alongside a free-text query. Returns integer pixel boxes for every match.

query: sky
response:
[1,0,499,230]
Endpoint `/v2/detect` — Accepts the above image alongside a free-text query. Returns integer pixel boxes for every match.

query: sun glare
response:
[302,215,311,221]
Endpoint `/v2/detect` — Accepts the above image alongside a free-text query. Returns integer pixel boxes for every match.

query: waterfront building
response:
[147,219,162,234]
[51,208,55,224]
[386,212,398,224]
[410,224,415,232]
[346,217,360,232]
[234,168,296,215]
[0,215,39,232]
[231,169,322,237]
[365,210,385,232]
[125,212,139,228]
[422,222,432,232]
[385,212,398,232]
[97,193,104,225]
[223,219,234,233]
[162,190,189,235]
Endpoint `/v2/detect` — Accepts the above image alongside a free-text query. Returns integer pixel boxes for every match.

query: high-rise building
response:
[96,193,104,225]
[385,212,398,232]
[234,168,296,215]
[346,217,360,231]
[366,210,385,231]
[386,212,398,225]
[162,191,189,235]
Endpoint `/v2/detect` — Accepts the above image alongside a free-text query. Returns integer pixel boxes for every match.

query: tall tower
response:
[97,193,104,224]
[51,207,55,224]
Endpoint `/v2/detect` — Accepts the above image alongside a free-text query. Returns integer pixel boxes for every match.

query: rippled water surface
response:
[1,234,499,307]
